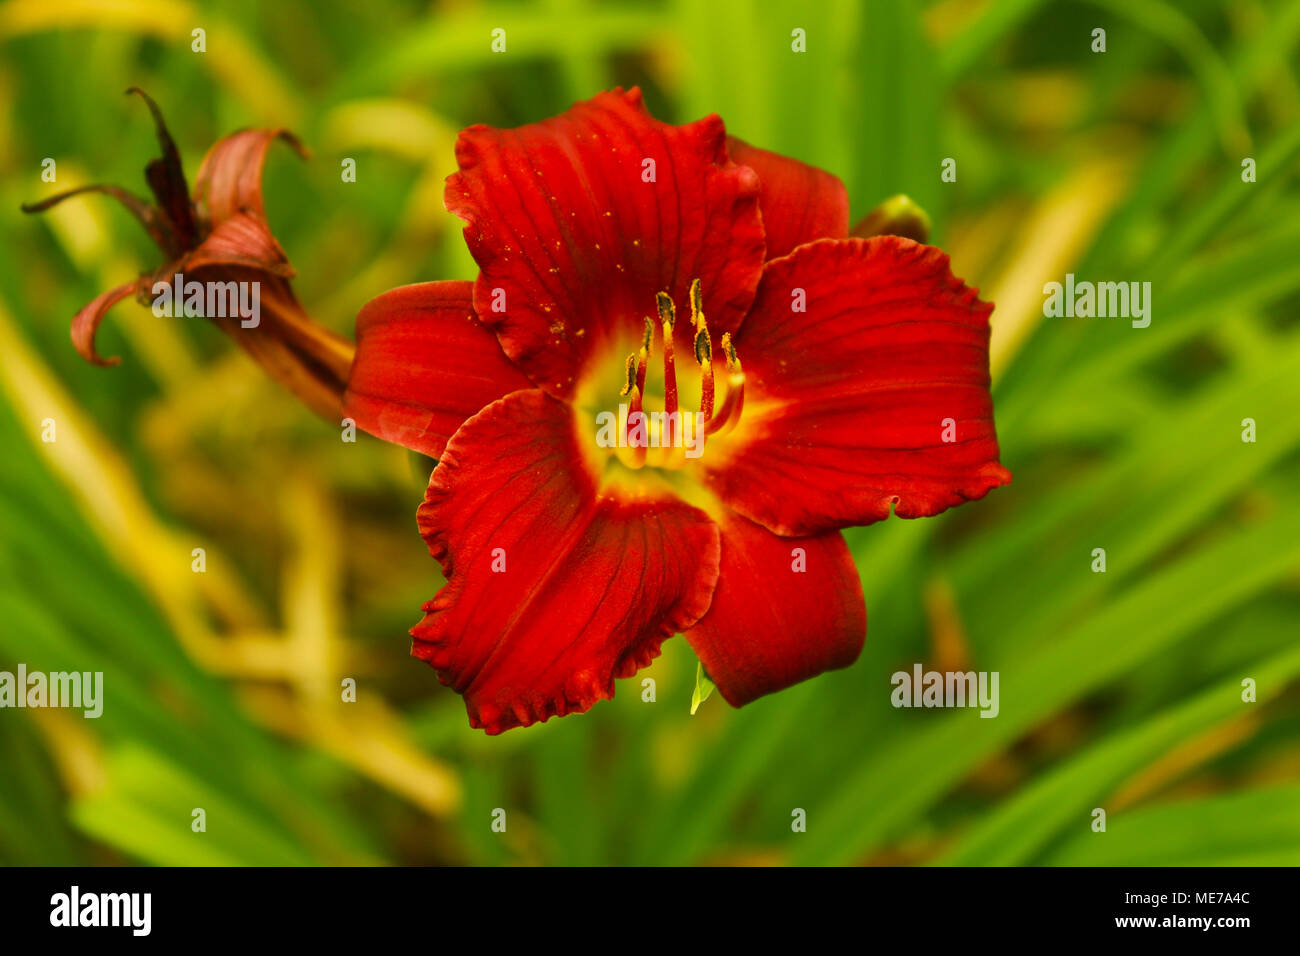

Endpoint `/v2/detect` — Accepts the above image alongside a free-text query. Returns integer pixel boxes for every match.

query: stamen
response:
[721,331,740,373]
[656,292,679,424]
[694,325,714,422]
[621,352,647,464]
[635,315,652,395]
[606,281,745,467]
[656,291,676,331]
[706,333,745,436]
[626,384,647,467]
[619,352,637,397]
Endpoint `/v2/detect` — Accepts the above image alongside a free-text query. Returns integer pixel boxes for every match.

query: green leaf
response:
[793,496,1300,864]
[938,642,1300,865]
[1048,783,1300,866]
[690,661,715,716]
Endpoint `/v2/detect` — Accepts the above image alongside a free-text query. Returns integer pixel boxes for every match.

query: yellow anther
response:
[655,292,676,330]
[708,332,744,436]
[693,326,711,366]
[689,278,705,329]
[686,280,707,332]
[604,280,741,460]
[720,332,740,374]
[619,353,637,396]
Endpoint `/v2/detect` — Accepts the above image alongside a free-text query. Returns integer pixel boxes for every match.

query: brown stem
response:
[207,281,355,421]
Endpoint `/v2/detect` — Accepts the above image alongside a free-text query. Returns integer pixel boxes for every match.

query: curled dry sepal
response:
[21,88,352,419]
[342,88,1013,734]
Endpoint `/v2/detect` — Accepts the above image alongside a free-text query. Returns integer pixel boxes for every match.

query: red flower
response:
[23,89,352,418]
[344,88,1011,734]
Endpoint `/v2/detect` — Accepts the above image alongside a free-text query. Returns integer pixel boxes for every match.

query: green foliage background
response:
[1,0,1298,866]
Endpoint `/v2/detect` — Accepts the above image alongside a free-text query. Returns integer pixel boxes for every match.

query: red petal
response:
[70,281,138,367]
[191,128,306,226]
[710,237,1011,536]
[727,137,849,259]
[182,212,294,276]
[342,281,532,459]
[413,389,721,734]
[445,87,765,398]
[684,510,864,706]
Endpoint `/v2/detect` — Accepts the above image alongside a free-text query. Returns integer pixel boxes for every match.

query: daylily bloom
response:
[22,89,352,419]
[344,88,1011,734]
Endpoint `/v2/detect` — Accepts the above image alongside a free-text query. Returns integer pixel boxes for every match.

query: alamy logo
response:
[152,272,261,328]
[1043,273,1151,328]
[50,886,151,936]
[0,664,102,718]
[890,664,1000,718]
[595,403,707,458]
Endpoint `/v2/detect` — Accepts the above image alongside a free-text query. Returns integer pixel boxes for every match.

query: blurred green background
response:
[2,0,1299,866]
